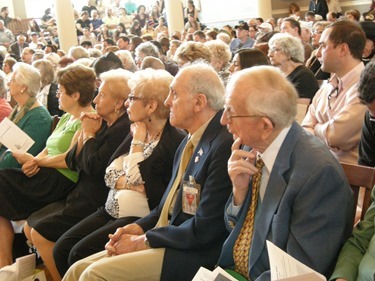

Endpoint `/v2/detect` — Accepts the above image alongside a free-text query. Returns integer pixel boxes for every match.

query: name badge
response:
[182,176,201,215]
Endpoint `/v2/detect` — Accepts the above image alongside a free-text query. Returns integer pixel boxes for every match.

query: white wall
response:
[199,0,258,27]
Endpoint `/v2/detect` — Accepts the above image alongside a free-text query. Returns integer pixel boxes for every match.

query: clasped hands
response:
[228,138,260,206]
[105,224,148,256]
[80,112,102,135]
[12,152,39,178]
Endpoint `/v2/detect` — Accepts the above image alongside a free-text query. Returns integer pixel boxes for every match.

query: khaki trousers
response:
[62,248,165,281]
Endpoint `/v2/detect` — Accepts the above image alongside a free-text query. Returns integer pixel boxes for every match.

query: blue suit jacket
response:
[218,122,354,281]
[136,110,233,281]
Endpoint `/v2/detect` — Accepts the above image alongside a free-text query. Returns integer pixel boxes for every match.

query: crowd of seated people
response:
[0,1,373,281]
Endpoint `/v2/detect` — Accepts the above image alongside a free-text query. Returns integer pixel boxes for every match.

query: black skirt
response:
[0,167,74,220]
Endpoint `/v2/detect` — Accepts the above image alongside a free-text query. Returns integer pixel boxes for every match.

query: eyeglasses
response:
[127,94,143,103]
[224,107,275,126]
[268,47,282,53]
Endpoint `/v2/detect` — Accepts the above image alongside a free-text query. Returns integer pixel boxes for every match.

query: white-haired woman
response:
[0,62,52,169]
[268,33,319,100]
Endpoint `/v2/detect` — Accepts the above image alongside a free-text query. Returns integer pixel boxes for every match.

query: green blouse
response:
[47,113,81,183]
[0,106,52,169]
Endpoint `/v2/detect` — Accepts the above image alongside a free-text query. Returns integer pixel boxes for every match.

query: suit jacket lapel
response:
[170,110,223,222]
[249,122,301,270]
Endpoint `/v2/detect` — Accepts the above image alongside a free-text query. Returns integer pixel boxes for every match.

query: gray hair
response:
[115,50,136,71]
[180,62,225,111]
[227,66,297,129]
[32,59,55,87]
[88,48,103,58]
[135,42,159,58]
[269,33,304,63]
[13,62,41,97]
[68,46,90,60]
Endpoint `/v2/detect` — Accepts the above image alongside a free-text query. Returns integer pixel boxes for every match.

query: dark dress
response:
[287,65,319,100]
[27,113,131,241]
[358,111,375,167]
[47,83,64,117]
[53,120,186,276]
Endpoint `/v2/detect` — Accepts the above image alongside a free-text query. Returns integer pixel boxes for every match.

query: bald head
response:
[227,66,298,129]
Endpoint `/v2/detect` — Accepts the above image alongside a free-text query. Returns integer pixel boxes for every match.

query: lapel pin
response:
[198,148,203,156]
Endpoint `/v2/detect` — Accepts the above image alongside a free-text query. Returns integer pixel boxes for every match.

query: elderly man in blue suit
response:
[218,66,353,281]
[63,62,233,281]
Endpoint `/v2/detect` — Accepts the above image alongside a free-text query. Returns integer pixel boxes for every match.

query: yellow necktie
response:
[233,156,264,279]
[156,140,194,227]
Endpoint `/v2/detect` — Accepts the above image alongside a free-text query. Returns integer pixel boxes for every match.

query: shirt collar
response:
[188,114,215,148]
[259,125,292,174]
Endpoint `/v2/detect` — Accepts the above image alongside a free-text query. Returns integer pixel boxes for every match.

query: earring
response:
[148,115,151,122]
[115,109,120,114]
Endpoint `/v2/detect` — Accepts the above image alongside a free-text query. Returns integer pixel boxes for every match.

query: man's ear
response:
[194,93,208,112]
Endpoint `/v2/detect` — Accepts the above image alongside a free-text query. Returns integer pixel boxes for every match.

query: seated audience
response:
[21,47,35,65]
[302,21,367,164]
[141,56,165,70]
[134,41,159,68]
[0,63,51,169]
[174,41,211,67]
[115,50,137,72]
[113,23,127,41]
[228,48,269,74]
[53,69,185,276]
[330,60,375,281]
[32,59,64,116]
[184,13,200,31]
[205,40,231,85]
[305,21,331,81]
[217,65,353,280]
[280,17,313,63]
[345,9,361,22]
[0,64,95,268]
[230,22,255,54]
[268,33,319,99]
[62,62,233,281]
[76,11,93,37]
[0,19,15,49]
[9,34,29,62]
[166,39,181,60]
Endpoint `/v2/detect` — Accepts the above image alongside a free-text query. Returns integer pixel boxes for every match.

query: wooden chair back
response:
[51,115,61,133]
[340,162,375,222]
[7,19,30,36]
[296,98,311,124]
